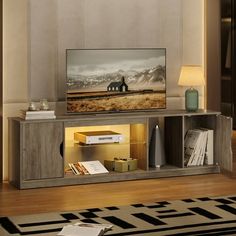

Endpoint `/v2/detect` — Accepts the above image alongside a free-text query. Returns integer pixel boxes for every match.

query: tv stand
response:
[8,110,232,189]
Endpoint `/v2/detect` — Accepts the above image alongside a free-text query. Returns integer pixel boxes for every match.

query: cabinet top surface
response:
[9,109,221,123]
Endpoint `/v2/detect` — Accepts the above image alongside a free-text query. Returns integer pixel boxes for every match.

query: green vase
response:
[185,88,198,112]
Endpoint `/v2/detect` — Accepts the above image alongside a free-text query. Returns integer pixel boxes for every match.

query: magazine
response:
[68,161,109,175]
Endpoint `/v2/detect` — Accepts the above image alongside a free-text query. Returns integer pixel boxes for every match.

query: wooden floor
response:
[1,174,236,217]
[1,132,236,217]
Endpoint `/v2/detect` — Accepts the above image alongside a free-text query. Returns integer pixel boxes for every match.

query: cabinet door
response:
[22,121,64,180]
[215,115,233,172]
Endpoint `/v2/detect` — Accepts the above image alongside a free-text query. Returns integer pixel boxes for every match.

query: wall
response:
[3,0,204,180]
[3,0,29,181]
[30,0,185,103]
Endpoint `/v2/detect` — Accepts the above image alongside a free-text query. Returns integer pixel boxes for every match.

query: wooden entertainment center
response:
[8,110,232,189]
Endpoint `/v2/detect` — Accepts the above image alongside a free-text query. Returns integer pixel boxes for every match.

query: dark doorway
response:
[220,0,236,128]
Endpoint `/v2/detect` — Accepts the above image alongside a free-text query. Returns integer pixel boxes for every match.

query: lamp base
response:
[185,88,198,112]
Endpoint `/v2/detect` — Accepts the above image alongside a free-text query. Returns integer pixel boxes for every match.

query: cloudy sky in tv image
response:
[67,49,166,91]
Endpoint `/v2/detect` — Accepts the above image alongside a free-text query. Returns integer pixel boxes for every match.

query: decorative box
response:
[104,160,115,171]
[128,159,138,171]
[104,158,138,172]
[114,160,128,172]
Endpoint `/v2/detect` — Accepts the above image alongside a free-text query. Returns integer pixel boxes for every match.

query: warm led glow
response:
[178,65,205,87]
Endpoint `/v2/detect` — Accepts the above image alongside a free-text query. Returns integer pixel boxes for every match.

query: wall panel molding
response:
[205,0,221,110]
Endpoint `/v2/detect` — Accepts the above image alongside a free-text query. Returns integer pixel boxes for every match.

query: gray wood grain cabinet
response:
[9,120,64,188]
[22,122,64,180]
[8,110,232,189]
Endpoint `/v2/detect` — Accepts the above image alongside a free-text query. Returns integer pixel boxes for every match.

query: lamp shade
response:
[178,65,205,87]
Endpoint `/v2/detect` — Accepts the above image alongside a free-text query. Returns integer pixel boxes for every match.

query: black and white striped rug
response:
[1,195,236,235]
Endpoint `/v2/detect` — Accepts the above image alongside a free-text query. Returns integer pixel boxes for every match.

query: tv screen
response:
[66,48,166,113]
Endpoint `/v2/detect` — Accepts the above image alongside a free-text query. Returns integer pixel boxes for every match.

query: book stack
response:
[68,160,109,175]
[20,110,56,120]
[184,128,213,167]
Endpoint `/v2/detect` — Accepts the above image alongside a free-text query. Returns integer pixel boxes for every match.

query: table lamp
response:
[178,65,205,112]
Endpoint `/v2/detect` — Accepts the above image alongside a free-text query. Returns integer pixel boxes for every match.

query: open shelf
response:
[73,141,147,147]
[64,122,148,174]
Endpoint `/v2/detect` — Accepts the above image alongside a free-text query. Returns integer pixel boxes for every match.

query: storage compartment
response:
[148,116,184,169]
[184,115,217,133]
[183,115,217,167]
[64,123,147,177]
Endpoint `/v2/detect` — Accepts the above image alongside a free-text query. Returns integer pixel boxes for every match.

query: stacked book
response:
[20,110,56,120]
[184,128,213,167]
[68,160,109,175]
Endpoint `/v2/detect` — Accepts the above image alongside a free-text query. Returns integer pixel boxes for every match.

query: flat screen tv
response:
[66,48,166,114]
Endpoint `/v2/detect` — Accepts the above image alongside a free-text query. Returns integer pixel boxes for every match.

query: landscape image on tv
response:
[66,48,166,113]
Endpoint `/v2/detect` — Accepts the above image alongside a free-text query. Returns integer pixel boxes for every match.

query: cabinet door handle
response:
[59,141,64,158]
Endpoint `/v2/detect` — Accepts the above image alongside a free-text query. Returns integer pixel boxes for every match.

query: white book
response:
[197,128,214,165]
[184,129,202,166]
[197,130,208,166]
[57,221,113,236]
[20,110,56,120]
[21,110,55,115]
[186,128,214,167]
[57,225,103,236]
[74,222,113,232]
[204,129,214,165]
[24,115,56,120]
[79,161,109,174]
[187,130,203,167]
[192,129,204,166]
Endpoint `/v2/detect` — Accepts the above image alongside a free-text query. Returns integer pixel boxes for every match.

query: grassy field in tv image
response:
[67,90,166,113]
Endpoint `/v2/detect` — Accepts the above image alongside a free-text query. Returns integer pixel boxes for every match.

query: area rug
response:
[1,195,236,236]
